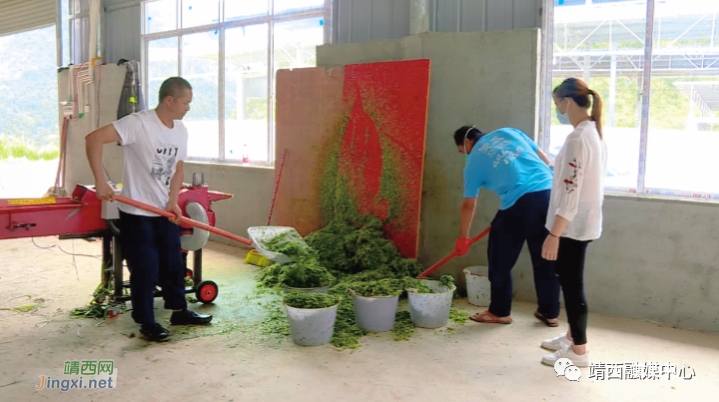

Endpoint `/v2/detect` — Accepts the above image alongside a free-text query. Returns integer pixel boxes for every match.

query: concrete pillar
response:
[410,0,430,35]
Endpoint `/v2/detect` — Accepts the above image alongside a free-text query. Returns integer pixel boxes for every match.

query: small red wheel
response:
[195,281,218,304]
[185,268,193,279]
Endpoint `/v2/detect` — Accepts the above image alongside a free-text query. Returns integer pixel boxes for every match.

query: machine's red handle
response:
[417,226,491,278]
[113,195,253,246]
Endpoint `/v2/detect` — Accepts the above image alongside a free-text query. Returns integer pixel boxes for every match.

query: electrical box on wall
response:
[61,103,75,116]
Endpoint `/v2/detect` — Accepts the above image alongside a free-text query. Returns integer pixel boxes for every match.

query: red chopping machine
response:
[0,174,235,306]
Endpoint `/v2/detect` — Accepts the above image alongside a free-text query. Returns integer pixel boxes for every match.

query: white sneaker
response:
[541,344,589,368]
[541,333,571,351]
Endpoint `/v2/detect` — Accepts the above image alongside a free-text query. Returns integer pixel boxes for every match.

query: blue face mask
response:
[557,98,571,125]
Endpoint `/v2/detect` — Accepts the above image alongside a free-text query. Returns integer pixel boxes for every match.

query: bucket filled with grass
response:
[283,292,341,346]
[349,279,405,332]
[405,275,456,329]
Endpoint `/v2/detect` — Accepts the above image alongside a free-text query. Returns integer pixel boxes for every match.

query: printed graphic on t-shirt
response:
[151,142,179,187]
[477,136,525,168]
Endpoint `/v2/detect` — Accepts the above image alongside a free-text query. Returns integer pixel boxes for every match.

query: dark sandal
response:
[469,310,512,324]
[534,311,559,327]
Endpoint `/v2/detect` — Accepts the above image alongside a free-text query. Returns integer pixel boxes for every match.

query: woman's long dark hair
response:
[553,78,603,140]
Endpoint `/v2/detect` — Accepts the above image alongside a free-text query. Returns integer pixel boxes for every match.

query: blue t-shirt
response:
[463,128,553,210]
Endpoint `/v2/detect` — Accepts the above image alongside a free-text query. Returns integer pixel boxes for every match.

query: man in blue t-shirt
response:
[453,125,560,326]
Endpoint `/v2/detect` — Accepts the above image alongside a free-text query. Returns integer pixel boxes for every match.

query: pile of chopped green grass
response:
[256,217,432,349]
[391,311,416,341]
[256,301,291,337]
[283,292,340,309]
[257,217,424,291]
[328,284,366,349]
[449,309,470,325]
[258,231,335,289]
[258,259,335,289]
[304,220,355,273]
[404,275,456,294]
[439,274,455,289]
[305,217,423,279]
[347,278,407,297]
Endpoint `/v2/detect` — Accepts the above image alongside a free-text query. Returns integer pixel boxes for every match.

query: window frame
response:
[540,0,719,201]
[59,0,91,67]
[140,0,332,166]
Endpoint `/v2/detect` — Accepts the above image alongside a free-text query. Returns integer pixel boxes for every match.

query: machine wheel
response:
[196,281,218,304]
[185,268,194,280]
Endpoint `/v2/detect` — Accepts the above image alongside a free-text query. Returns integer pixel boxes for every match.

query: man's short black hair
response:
[453,125,484,146]
[158,77,192,104]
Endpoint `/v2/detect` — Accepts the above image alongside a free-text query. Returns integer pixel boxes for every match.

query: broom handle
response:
[417,226,491,278]
[114,195,253,246]
[267,150,287,226]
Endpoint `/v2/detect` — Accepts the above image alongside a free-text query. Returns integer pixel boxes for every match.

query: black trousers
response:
[556,237,591,345]
[120,211,187,325]
[487,190,560,319]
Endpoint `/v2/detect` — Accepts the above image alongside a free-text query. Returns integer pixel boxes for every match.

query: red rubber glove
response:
[454,237,470,256]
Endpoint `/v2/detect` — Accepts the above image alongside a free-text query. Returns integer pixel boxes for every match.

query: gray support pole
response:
[410,0,430,35]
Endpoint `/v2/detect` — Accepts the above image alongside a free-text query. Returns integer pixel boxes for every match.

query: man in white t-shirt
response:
[86,77,212,341]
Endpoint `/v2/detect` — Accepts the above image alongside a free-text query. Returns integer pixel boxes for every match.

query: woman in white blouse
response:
[540,78,608,368]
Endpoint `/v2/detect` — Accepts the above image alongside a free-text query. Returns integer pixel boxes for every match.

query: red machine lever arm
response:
[417,226,492,278]
[114,195,253,246]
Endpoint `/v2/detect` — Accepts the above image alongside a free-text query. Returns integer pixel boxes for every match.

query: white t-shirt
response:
[112,110,188,217]
[546,120,608,241]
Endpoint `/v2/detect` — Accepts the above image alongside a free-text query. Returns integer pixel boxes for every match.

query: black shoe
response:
[139,323,171,341]
[170,309,213,325]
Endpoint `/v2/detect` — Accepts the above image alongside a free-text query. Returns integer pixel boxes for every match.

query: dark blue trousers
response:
[487,190,560,318]
[120,211,187,325]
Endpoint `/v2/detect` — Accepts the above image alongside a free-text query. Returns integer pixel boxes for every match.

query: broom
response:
[244,150,288,267]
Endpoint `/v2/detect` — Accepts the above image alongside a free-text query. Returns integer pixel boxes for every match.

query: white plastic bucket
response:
[284,302,339,346]
[351,293,399,333]
[407,280,456,328]
[464,266,491,307]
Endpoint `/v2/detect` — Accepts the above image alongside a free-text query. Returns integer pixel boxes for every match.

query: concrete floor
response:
[1,237,718,402]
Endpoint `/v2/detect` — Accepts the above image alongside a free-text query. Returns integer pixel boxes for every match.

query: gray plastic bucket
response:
[407,280,456,328]
[284,302,339,346]
[351,293,399,333]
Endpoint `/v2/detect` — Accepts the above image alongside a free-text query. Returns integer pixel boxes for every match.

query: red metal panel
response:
[338,60,431,258]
